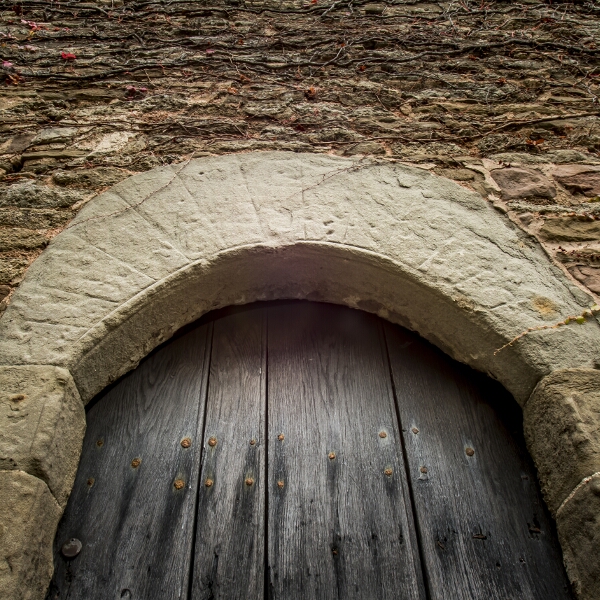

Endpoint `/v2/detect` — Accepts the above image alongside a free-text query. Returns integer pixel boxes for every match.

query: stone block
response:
[0,228,48,252]
[569,265,600,295]
[0,208,73,229]
[0,470,62,600]
[540,217,600,242]
[556,473,600,599]
[32,128,78,146]
[0,366,85,507]
[553,165,600,196]
[524,369,600,514]
[490,167,556,200]
[52,167,129,188]
[364,3,386,15]
[0,256,29,285]
[0,182,85,209]
[21,150,87,161]
[0,134,35,155]
[343,141,386,155]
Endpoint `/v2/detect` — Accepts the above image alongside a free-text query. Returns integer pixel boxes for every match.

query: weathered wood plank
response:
[384,323,573,600]
[267,302,425,600]
[48,324,212,600]
[191,305,267,599]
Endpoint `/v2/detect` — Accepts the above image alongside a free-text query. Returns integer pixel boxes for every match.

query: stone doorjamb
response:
[0,152,598,599]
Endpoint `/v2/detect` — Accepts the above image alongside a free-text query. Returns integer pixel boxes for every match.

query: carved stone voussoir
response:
[524,368,600,515]
[0,470,62,600]
[0,365,85,508]
[556,473,600,600]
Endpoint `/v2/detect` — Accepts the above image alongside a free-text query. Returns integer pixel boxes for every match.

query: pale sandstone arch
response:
[0,152,599,598]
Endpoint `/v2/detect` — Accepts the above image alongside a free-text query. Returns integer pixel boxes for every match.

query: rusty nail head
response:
[277,433,284,442]
[379,431,387,439]
[174,479,185,490]
[245,477,254,486]
[277,480,284,489]
[412,427,419,434]
[332,547,338,555]
[181,437,192,448]
[204,478,213,488]
[328,451,336,460]
[384,468,393,477]
[208,437,217,447]
[250,439,256,446]
[86,477,95,487]
[466,447,475,457]
[96,439,104,447]
[61,538,82,559]
[131,458,141,468]
[420,466,428,474]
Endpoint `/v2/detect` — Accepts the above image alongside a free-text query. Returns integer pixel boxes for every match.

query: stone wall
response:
[1,0,600,313]
[2,2,600,598]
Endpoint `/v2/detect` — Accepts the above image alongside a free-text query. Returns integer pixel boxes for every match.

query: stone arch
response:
[0,151,599,599]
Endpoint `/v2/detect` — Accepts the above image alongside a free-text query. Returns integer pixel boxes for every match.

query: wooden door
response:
[48,302,572,600]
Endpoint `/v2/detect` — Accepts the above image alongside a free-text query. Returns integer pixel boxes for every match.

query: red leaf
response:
[205,49,215,55]
[305,86,317,99]
[5,73,24,85]
[61,52,76,60]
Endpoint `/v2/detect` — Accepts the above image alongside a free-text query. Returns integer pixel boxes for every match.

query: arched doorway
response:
[48,301,571,599]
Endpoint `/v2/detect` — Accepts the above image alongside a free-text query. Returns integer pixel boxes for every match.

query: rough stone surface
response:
[569,266,600,295]
[524,369,600,515]
[31,128,78,147]
[0,152,597,407]
[52,168,129,189]
[0,182,85,209]
[0,228,48,252]
[0,134,35,155]
[490,167,557,200]
[0,208,73,230]
[540,218,600,242]
[553,165,600,196]
[0,366,85,508]
[343,141,386,155]
[0,256,29,284]
[556,473,600,600]
[0,470,61,600]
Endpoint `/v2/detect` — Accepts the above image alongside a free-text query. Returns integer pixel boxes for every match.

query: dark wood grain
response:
[267,302,425,600]
[384,322,573,600]
[191,305,267,599]
[47,300,573,600]
[48,324,212,600]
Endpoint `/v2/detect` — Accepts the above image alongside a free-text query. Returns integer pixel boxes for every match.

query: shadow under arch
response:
[71,240,532,404]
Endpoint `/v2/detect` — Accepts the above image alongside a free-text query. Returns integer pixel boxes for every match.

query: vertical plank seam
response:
[186,320,215,600]
[381,322,432,600]
[264,307,271,600]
